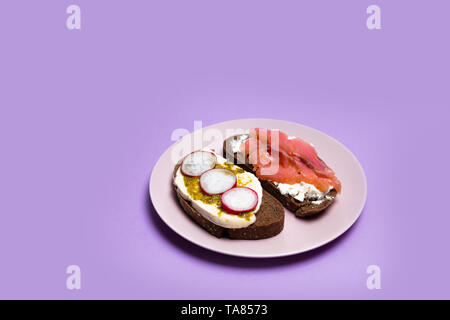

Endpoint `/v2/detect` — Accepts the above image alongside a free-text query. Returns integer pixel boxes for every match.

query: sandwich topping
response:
[174,150,262,229]
[199,168,237,195]
[274,181,333,204]
[238,128,341,200]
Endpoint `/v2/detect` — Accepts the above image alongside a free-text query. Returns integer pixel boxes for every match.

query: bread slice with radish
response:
[172,150,284,240]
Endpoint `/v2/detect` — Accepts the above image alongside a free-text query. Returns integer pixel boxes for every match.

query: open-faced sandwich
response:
[224,128,342,218]
[173,150,284,239]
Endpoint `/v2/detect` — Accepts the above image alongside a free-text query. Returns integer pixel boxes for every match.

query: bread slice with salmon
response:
[172,150,284,239]
[223,129,341,218]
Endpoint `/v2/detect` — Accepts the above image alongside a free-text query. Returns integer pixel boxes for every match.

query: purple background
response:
[0,0,449,299]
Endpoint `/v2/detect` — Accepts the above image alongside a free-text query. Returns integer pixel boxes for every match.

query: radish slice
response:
[199,168,236,195]
[181,151,217,177]
[221,187,258,214]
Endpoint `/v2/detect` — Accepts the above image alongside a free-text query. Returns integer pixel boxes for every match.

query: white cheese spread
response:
[230,134,249,153]
[273,181,332,202]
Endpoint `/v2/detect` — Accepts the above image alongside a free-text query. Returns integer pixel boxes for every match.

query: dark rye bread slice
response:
[173,162,284,240]
[223,135,337,218]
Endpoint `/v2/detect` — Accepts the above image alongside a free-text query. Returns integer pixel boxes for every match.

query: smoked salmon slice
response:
[240,128,341,193]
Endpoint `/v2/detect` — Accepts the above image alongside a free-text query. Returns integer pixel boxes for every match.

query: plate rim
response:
[149,118,367,258]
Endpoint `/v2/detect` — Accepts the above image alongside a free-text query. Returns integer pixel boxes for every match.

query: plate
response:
[149,119,367,258]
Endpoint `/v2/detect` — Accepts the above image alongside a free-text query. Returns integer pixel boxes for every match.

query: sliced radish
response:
[199,168,236,195]
[221,187,258,214]
[181,151,217,177]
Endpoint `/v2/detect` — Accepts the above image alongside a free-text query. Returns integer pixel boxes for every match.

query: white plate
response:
[149,119,367,258]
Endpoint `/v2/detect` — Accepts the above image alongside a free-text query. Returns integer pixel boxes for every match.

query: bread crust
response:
[173,162,284,239]
[223,135,337,218]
